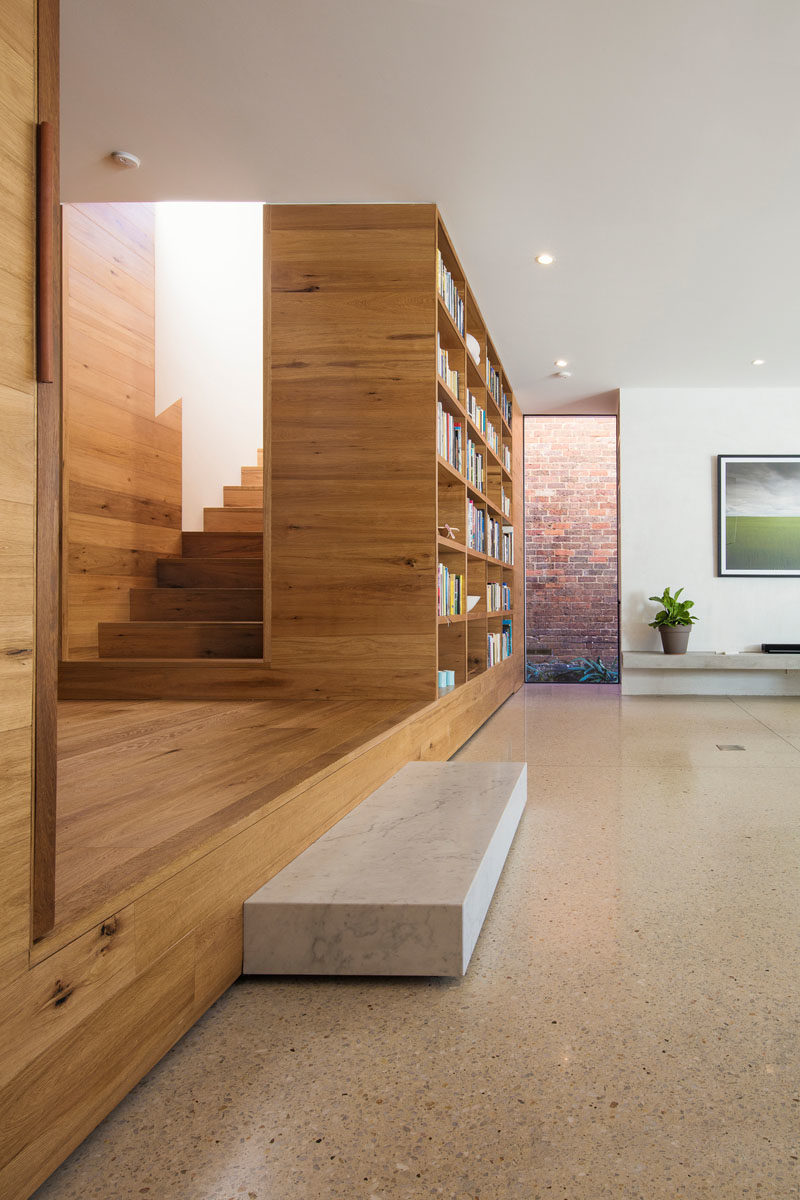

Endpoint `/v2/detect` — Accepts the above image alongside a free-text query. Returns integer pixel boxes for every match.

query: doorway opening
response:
[60,200,265,663]
[524,416,619,683]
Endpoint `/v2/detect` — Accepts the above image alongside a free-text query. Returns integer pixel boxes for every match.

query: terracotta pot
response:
[659,624,691,655]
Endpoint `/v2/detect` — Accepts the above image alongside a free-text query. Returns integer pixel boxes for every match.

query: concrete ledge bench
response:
[621,651,800,695]
[243,760,527,978]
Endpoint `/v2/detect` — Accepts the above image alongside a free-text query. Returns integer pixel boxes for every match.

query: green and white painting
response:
[719,455,800,575]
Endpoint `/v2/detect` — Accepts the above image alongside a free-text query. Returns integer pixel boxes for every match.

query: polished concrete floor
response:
[34,687,800,1199]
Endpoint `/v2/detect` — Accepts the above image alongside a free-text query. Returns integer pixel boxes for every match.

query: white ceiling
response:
[61,0,800,413]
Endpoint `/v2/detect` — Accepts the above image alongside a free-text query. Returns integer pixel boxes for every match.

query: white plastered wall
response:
[155,203,263,530]
[619,388,800,694]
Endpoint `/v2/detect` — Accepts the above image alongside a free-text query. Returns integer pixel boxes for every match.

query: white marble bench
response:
[243,760,527,978]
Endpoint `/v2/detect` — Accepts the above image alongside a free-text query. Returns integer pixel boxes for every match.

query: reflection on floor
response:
[38,686,800,1199]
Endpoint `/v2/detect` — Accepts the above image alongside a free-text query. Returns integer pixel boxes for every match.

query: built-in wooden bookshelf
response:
[435,216,520,693]
[62,204,522,705]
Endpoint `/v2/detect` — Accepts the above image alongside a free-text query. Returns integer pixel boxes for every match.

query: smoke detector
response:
[110,150,141,169]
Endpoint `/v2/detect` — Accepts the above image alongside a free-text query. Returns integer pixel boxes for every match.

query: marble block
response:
[243,760,527,977]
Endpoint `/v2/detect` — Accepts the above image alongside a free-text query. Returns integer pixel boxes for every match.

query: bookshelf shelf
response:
[466,355,487,391]
[437,532,468,554]
[437,455,465,486]
[436,213,519,687]
[437,294,465,347]
[437,377,465,416]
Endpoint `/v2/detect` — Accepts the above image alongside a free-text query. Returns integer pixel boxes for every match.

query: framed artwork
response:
[718,455,800,576]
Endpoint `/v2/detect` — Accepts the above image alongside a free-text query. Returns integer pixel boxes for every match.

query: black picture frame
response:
[718,454,800,576]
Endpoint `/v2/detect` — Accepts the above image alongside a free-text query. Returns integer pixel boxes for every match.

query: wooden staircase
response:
[97,451,265,659]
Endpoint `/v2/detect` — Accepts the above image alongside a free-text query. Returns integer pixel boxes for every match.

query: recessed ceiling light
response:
[554,359,568,368]
[535,253,555,266]
[556,370,572,379]
[751,358,765,366]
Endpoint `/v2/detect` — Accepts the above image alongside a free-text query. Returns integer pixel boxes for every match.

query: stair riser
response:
[223,486,263,507]
[98,621,263,659]
[181,531,262,559]
[130,588,263,621]
[157,559,263,589]
[241,467,263,486]
[204,507,263,533]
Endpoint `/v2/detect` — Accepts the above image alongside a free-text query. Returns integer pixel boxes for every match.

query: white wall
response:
[155,203,263,530]
[619,388,800,692]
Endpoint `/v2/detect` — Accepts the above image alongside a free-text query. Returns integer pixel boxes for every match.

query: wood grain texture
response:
[129,587,263,622]
[0,936,195,1200]
[50,655,519,952]
[62,204,521,701]
[61,204,182,659]
[0,0,35,979]
[269,204,437,699]
[0,908,135,1091]
[32,0,60,939]
[97,620,263,659]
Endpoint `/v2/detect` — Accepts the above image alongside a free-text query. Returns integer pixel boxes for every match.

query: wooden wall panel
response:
[33,0,62,939]
[61,203,182,659]
[0,0,35,981]
[269,204,437,700]
[0,936,195,1200]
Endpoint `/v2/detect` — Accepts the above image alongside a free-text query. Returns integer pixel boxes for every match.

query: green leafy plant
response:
[648,586,698,629]
[575,657,619,683]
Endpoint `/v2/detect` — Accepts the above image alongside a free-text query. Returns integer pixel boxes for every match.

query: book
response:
[436,249,465,336]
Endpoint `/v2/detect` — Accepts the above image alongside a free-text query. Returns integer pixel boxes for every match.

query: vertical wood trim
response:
[35,122,54,383]
[32,0,61,941]
[262,205,271,663]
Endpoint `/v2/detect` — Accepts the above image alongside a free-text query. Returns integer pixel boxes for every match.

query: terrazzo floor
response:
[34,686,800,1199]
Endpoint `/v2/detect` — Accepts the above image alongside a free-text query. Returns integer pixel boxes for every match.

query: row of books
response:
[466,439,485,492]
[486,420,499,456]
[487,362,502,408]
[436,250,465,336]
[487,620,513,667]
[467,498,486,552]
[502,525,514,565]
[437,401,463,472]
[502,444,511,472]
[501,487,511,517]
[501,390,512,426]
[487,581,512,612]
[436,332,460,396]
[488,514,502,560]
[437,562,464,616]
[466,390,486,434]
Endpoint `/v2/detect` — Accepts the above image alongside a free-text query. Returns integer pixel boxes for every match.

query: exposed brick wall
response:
[524,416,618,669]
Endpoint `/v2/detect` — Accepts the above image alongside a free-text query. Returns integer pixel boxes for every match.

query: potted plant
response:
[648,586,698,654]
